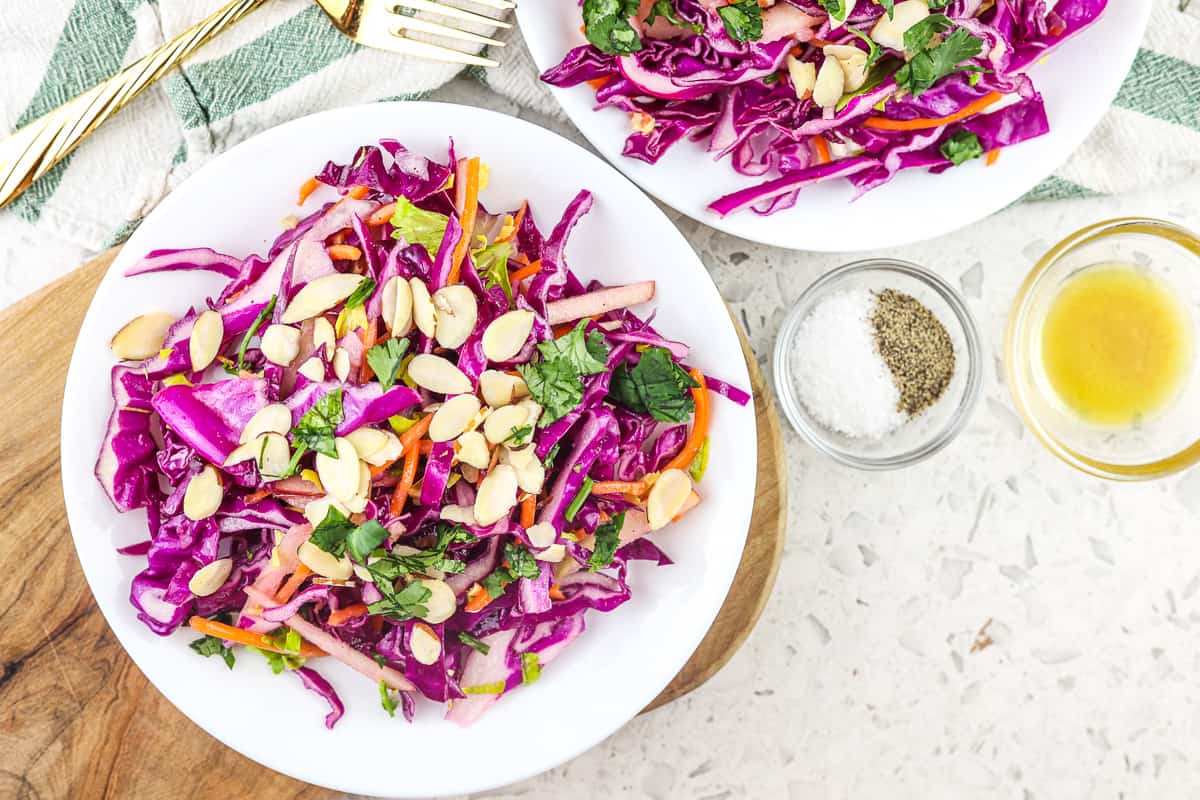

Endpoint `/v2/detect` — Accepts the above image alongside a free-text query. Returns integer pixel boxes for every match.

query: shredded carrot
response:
[591,480,646,495]
[808,37,832,48]
[367,201,397,226]
[464,583,492,613]
[346,185,369,200]
[448,157,481,285]
[358,318,378,383]
[298,177,321,206]
[187,616,326,657]
[986,148,1001,166]
[243,488,273,504]
[327,244,362,261]
[399,414,433,455]
[862,92,1002,131]
[664,369,709,473]
[549,584,565,602]
[274,564,312,604]
[369,459,398,478]
[498,200,527,244]
[327,603,369,626]
[390,444,421,515]
[509,259,542,285]
[520,494,536,529]
[812,136,831,165]
[553,315,600,339]
[586,76,613,90]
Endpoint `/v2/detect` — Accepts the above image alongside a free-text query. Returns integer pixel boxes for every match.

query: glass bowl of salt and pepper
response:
[773,259,983,470]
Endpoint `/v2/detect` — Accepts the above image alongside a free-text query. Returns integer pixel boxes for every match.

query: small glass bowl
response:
[773,259,984,470]
[1006,217,1200,480]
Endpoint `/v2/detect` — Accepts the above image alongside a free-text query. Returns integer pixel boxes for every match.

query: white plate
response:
[517,0,1150,251]
[59,102,756,798]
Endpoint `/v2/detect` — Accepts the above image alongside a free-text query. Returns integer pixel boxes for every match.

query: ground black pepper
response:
[870,289,955,416]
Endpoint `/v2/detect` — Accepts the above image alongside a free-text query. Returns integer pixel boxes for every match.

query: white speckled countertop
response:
[10,79,1200,800]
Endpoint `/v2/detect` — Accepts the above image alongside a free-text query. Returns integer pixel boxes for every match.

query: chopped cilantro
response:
[717,0,762,41]
[366,578,432,621]
[644,0,702,32]
[582,0,643,55]
[819,0,846,22]
[290,388,344,458]
[518,320,610,426]
[536,320,609,376]
[505,543,542,580]
[940,130,984,166]
[894,18,985,97]
[307,505,357,557]
[608,347,698,422]
[344,277,376,310]
[457,631,491,655]
[875,0,895,17]
[588,511,626,571]
[366,337,411,392]
[189,634,236,669]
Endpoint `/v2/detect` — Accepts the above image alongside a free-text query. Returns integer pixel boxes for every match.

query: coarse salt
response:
[789,288,905,438]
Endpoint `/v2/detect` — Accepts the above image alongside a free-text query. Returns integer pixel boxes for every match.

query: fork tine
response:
[386,33,499,66]
[391,15,505,46]
[392,0,512,29]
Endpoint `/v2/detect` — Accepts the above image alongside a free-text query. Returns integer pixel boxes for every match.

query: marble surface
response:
[12,78,1200,800]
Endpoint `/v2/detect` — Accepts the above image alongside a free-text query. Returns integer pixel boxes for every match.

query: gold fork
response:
[0,0,513,210]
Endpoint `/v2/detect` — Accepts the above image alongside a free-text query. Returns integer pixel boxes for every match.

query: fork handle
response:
[0,0,272,210]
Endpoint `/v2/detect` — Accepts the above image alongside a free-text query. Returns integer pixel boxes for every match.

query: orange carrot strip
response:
[418,440,434,455]
[986,148,1001,166]
[591,481,647,496]
[520,494,536,529]
[188,616,326,657]
[327,244,362,261]
[448,157,481,285]
[464,583,492,613]
[358,318,378,383]
[298,177,321,206]
[664,369,710,473]
[274,564,312,604]
[390,444,421,516]
[812,136,831,165]
[498,200,527,244]
[327,603,369,626]
[862,92,1002,131]
[367,201,397,226]
[586,76,613,90]
[347,185,369,199]
[509,259,542,285]
[549,584,566,602]
[399,414,433,455]
[243,488,273,504]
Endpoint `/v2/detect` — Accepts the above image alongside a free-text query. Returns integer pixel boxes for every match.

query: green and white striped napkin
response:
[0,0,1196,307]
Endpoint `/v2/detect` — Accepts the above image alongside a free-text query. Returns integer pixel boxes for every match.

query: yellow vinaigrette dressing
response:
[1041,263,1193,427]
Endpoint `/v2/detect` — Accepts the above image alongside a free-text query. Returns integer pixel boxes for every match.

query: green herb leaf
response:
[504,542,542,581]
[457,631,491,655]
[343,277,376,310]
[608,347,698,422]
[308,504,356,557]
[717,0,763,41]
[347,520,390,563]
[365,337,411,393]
[564,477,594,523]
[379,680,399,717]
[189,634,236,670]
[474,240,514,306]
[894,20,984,97]
[536,320,609,376]
[926,0,950,8]
[845,28,882,67]
[582,0,643,55]
[518,357,584,426]
[290,388,344,458]
[366,576,432,621]
[939,130,984,166]
[504,424,533,447]
[480,568,509,600]
[367,525,475,580]
[644,0,703,32]
[875,0,895,18]
[588,511,626,571]
[234,296,277,373]
[819,0,846,22]
[520,651,542,684]
[390,197,450,257]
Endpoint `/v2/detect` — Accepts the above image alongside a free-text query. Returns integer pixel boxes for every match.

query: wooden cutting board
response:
[0,249,785,799]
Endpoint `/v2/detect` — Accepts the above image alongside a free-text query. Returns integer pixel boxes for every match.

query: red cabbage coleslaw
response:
[95,139,749,728]
[542,0,1107,216]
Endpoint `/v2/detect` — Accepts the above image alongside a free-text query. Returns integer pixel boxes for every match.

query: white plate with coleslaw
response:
[59,101,756,797]
[517,0,1150,251]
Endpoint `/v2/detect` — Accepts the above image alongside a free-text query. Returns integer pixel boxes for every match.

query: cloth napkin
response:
[0,0,1196,308]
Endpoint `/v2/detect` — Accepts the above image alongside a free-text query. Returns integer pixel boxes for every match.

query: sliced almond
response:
[430,394,482,442]
[479,370,529,408]
[366,430,403,467]
[240,403,292,444]
[460,463,480,483]
[343,461,371,514]
[298,540,353,580]
[183,466,223,521]
[432,285,478,349]
[345,427,389,462]
[483,404,529,445]
[410,277,437,338]
[303,494,349,528]
[454,430,490,469]
[482,310,535,363]
[332,347,351,382]
[506,444,536,469]
[526,521,557,548]
[189,310,224,372]
[315,437,361,504]
[646,468,693,530]
[281,273,365,324]
[441,503,479,526]
[812,56,846,109]
[786,56,816,100]
[297,356,326,383]
[409,622,442,665]
[474,464,518,526]
[391,277,414,335]
[380,276,398,334]
[415,578,457,624]
[534,544,566,563]
[110,312,176,361]
[261,324,301,366]
[407,354,472,395]
[870,0,929,50]
[313,317,336,360]
[514,458,545,495]
[824,44,869,92]
[257,432,291,479]
[188,558,233,597]
[517,399,543,428]
[223,438,261,467]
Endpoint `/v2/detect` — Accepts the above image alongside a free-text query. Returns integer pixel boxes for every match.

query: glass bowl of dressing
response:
[1006,217,1200,480]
